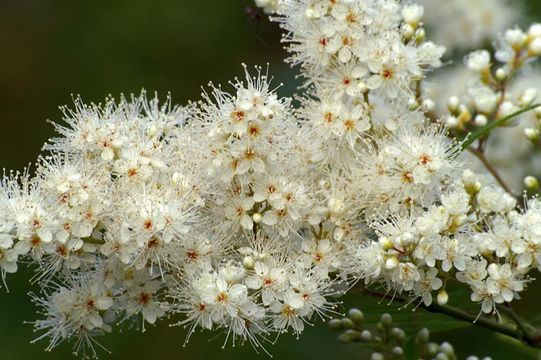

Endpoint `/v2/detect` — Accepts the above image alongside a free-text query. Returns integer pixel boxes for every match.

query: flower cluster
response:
[1,0,541,357]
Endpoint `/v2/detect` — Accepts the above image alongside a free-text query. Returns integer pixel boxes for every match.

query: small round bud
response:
[529,37,541,56]
[445,116,459,129]
[380,313,393,327]
[474,114,487,127]
[535,107,541,119]
[437,289,449,306]
[415,28,426,42]
[358,81,368,93]
[520,88,538,106]
[252,213,262,223]
[529,23,541,38]
[328,319,343,331]
[392,346,404,356]
[371,353,384,360]
[348,308,364,324]
[408,97,419,110]
[422,99,435,112]
[242,256,255,270]
[524,176,539,190]
[435,353,449,360]
[361,330,372,341]
[440,342,455,356]
[448,96,460,112]
[338,329,361,343]
[341,317,355,329]
[426,343,439,357]
[495,68,507,82]
[525,128,540,141]
[402,23,415,40]
[417,328,430,343]
[327,198,344,214]
[390,327,406,341]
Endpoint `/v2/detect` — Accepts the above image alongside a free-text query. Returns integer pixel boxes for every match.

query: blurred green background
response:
[1,0,541,359]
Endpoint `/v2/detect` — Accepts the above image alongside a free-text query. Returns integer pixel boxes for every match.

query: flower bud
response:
[437,289,449,305]
[525,128,540,141]
[402,23,415,41]
[242,255,255,270]
[445,116,459,129]
[524,176,539,190]
[392,346,404,356]
[361,330,372,341]
[529,37,541,56]
[371,353,384,360]
[519,88,538,106]
[529,23,541,38]
[341,317,355,329]
[423,99,435,112]
[495,68,507,82]
[440,342,455,356]
[380,313,393,327]
[448,96,460,113]
[252,213,262,223]
[390,327,405,341]
[328,318,343,331]
[348,308,364,324]
[435,353,450,360]
[338,329,361,343]
[417,328,430,343]
[474,114,487,127]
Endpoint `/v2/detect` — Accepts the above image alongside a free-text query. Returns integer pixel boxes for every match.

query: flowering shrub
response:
[3,0,541,358]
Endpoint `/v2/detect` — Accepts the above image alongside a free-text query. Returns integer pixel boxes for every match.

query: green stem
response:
[460,103,541,151]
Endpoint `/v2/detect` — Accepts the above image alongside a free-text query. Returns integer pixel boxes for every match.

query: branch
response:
[355,286,541,348]
[460,103,541,151]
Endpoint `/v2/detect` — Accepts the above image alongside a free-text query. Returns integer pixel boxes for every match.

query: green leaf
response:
[460,103,541,151]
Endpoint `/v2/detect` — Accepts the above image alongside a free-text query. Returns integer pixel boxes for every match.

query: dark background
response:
[1,1,541,359]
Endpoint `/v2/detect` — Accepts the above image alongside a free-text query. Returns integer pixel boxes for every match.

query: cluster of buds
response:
[328,309,490,360]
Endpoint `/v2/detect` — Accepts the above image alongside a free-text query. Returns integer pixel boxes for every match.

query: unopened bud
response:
[525,128,540,141]
[417,328,430,343]
[390,327,406,341]
[495,68,507,82]
[392,346,404,356]
[328,319,343,331]
[242,256,255,270]
[437,289,449,305]
[520,88,538,106]
[524,176,539,190]
[252,213,262,223]
[529,37,541,56]
[348,308,364,324]
[361,330,372,341]
[474,114,488,127]
[380,313,393,327]
[341,317,355,329]
[423,99,435,112]
[448,96,460,112]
